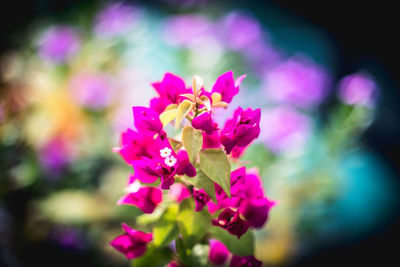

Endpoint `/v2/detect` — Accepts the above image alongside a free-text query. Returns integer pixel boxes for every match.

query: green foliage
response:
[199,149,231,197]
[177,198,211,248]
[132,246,173,267]
[176,100,193,129]
[153,204,180,247]
[182,126,203,163]
[175,237,209,267]
[159,108,177,126]
[210,226,255,256]
[187,170,217,203]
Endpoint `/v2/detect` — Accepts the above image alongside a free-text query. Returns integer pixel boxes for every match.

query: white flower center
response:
[160,147,172,158]
[164,156,177,167]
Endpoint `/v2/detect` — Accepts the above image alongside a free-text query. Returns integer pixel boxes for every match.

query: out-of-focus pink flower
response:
[51,226,86,250]
[229,255,262,267]
[163,14,213,47]
[209,239,230,265]
[211,71,246,104]
[150,73,190,114]
[117,183,162,214]
[165,259,185,267]
[264,57,330,108]
[338,72,377,107]
[220,107,261,154]
[38,26,80,63]
[212,208,250,239]
[169,183,191,202]
[69,72,115,110]
[95,3,138,37]
[0,103,4,123]
[110,223,152,259]
[39,136,74,174]
[176,150,197,177]
[193,189,211,211]
[132,106,164,134]
[260,106,311,154]
[220,12,262,51]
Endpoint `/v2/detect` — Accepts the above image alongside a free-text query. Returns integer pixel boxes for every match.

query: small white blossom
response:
[160,147,172,158]
[164,156,177,167]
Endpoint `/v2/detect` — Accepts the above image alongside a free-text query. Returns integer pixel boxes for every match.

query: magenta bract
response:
[212,208,250,239]
[132,106,163,134]
[211,71,245,103]
[220,107,261,154]
[193,189,211,211]
[209,239,230,265]
[192,112,215,135]
[110,223,152,259]
[118,186,162,214]
[229,255,262,267]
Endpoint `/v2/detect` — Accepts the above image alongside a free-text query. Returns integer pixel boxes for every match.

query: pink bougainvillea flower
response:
[117,128,179,189]
[150,73,190,114]
[220,107,261,154]
[209,239,230,265]
[208,167,275,236]
[118,129,160,163]
[212,208,250,239]
[338,71,377,107]
[110,223,153,259]
[211,71,246,103]
[176,150,196,177]
[132,106,163,134]
[230,146,246,159]
[229,255,262,267]
[168,183,191,202]
[192,112,215,135]
[117,184,162,214]
[193,189,211,211]
[131,159,161,184]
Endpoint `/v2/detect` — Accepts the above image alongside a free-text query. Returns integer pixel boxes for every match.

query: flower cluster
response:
[110,71,275,265]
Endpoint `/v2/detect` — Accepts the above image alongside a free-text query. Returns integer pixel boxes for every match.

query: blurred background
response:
[1,0,399,266]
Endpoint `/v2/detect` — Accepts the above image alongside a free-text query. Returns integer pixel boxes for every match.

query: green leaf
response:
[159,108,177,126]
[199,149,231,197]
[136,207,164,226]
[175,100,193,129]
[182,126,203,163]
[153,204,180,247]
[168,138,183,152]
[187,170,217,203]
[132,246,172,267]
[210,226,255,256]
[177,199,210,248]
